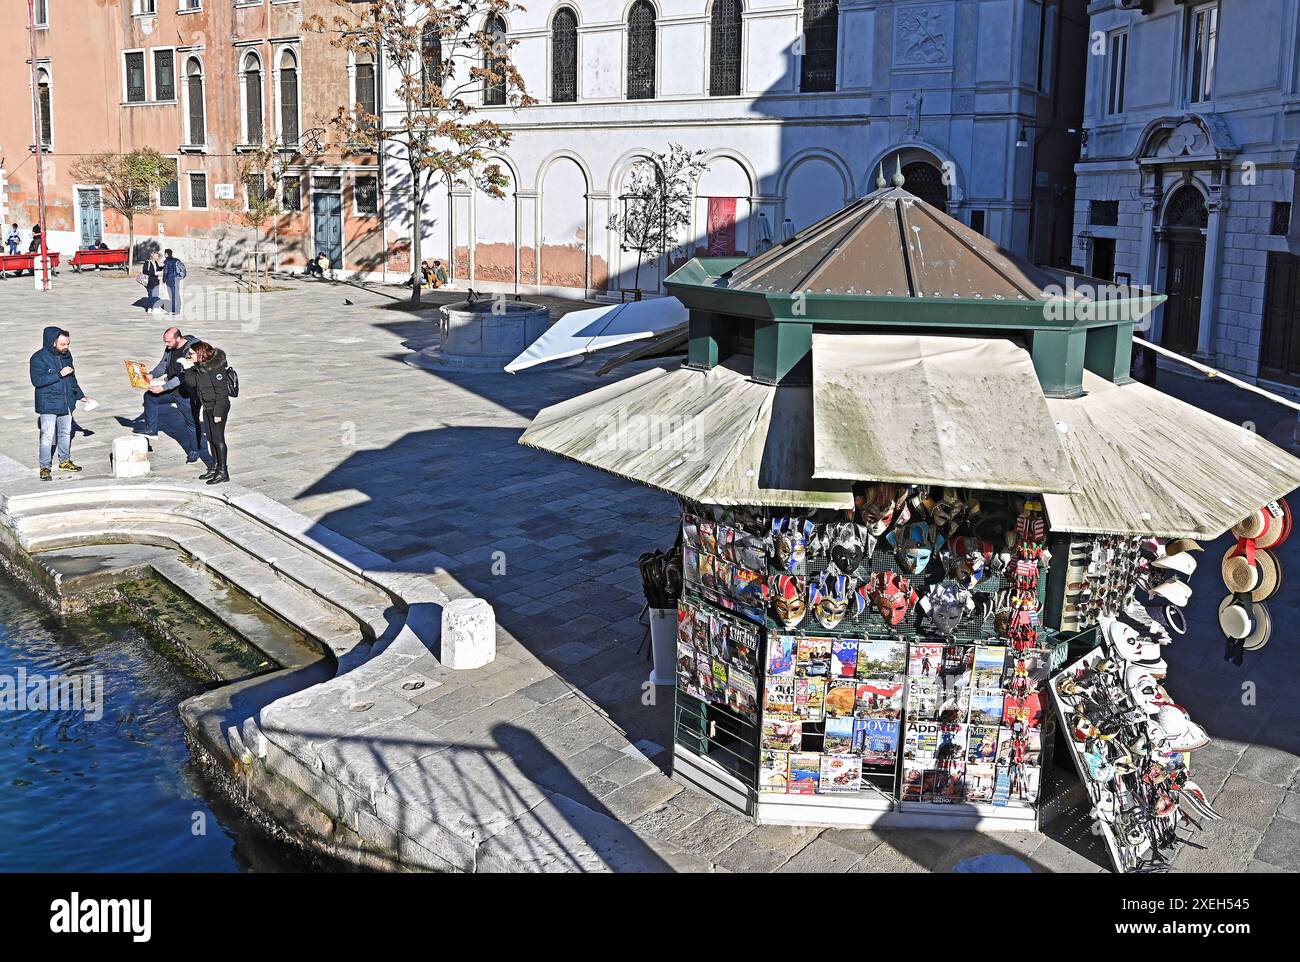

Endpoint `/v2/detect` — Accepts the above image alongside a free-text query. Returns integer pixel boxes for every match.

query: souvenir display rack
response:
[671,488,1066,830]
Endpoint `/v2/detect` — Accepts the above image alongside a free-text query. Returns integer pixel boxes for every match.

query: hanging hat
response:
[1221,542,1280,600]
[1147,576,1192,608]
[1217,594,1272,650]
[1165,538,1204,555]
[1153,551,1197,576]
[1232,498,1292,549]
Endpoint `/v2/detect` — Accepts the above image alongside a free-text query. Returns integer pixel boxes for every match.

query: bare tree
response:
[608,144,710,296]
[68,149,175,264]
[307,0,533,304]
[225,143,289,291]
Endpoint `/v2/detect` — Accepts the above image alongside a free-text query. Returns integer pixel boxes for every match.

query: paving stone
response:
[1254,814,1300,872]
[1210,774,1284,834]
[775,837,864,873]
[599,774,683,823]
[1231,744,1300,788]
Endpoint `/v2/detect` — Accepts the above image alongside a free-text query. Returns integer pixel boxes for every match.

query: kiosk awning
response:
[518,359,852,508]
[810,333,1076,494]
[1044,372,1300,538]
[504,297,688,373]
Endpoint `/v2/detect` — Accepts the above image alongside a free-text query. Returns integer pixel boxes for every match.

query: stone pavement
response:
[0,267,1294,872]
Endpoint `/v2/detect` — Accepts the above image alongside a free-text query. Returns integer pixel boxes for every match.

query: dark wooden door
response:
[1162,237,1205,354]
[1260,252,1300,385]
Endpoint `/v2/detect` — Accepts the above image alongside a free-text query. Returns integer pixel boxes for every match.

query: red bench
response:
[70,248,130,271]
[0,251,61,278]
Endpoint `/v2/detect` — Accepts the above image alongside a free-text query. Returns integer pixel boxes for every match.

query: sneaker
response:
[186,452,201,464]
[58,460,82,472]
[39,468,51,481]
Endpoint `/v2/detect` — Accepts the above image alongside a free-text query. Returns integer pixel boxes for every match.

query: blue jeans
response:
[6,240,17,255]
[166,279,181,314]
[143,390,203,456]
[145,282,160,310]
[38,413,72,469]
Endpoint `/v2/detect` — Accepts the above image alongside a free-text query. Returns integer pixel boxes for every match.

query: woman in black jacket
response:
[180,341,233,484]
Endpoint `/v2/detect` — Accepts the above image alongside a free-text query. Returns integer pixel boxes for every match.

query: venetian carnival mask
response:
[811,573,851,630]
[867,572,917,627]
[769,574,807,629]
[889,522,943,576]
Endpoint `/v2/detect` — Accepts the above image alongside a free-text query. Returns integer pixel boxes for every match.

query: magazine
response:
[761,718,802,753]
[731,565,766,616]
[709,613,733,663]
[902,720,941,760]
[759,751,790,793]
[935,723,969,768]
[824,679,858,718]
[787,753,822,795]
[906,679,939,721]
[676,640,698,697]
[932,763,966,804]
[908,643,943,679]
[857,717,900,767]
[824,716,856,753]
[830,639,860,678]
[968,689,1005,726]
[767,634,796,676]
[711,657,729,696]
[764,678,796,718]
[964,763,997,803]
[820,754,862,794]
[794,677,826,721]
[730,617,761,674]
[796,637,833,678]
[936,685,971,724]
[683,546,700,585]
[677,605,695,649]
[858,638,907,679]
[727,665,758,721]
[693,610,710,652]
[900,761,926,801]
[1002,691,1044,731]
[855,680,904,719]
[966,725,1001,764]
[973,644,1007,689]
[695,652,714,700]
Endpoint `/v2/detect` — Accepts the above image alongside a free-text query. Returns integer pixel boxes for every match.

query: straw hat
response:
[1221,544,1281,601]
[1232,499,1292,550]
[1165,538,1204,555]
[1218,594,1272,650]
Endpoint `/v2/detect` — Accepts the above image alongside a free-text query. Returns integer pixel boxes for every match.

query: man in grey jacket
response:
[138,326,205,463]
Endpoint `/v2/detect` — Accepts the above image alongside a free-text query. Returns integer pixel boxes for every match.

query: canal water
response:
[0,578,316,872]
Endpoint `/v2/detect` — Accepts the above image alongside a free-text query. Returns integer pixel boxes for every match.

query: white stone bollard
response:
[441,597,496,670]
[110,435,151,478]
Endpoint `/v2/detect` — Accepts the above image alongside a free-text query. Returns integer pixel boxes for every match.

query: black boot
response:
[206,457,229,485]
[199,463,218,480]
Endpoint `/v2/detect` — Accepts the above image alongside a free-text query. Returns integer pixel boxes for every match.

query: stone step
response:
[14,504,395,645]
[149,555,326,671]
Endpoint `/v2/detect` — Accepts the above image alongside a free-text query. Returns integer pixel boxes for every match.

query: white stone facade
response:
[1073,0,1300,383]
[383,0,1085,299]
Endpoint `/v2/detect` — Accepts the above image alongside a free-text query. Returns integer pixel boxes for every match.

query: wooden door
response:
[1162,236,1205,354]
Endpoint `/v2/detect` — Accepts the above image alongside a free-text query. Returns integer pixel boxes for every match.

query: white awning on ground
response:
[810,333,1076,494]
[504,296,688,373]
[518,358,852,508]
[1044,372,1300,539]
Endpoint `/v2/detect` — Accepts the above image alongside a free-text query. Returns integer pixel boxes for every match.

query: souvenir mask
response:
[923,580,973,636]
[811,573,850,629]
[826,521,872,575]
[769,574,807,628]
[868,572,916,626]
[855,482,900,537]
[928,487,979,536]
[770,517,807,573]
[889,522,943,575]
[1124,665,1163,716]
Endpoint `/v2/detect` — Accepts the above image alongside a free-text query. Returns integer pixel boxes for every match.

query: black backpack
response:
[225,366,240,398]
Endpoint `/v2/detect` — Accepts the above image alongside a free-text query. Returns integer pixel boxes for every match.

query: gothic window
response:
[36,68,52,146]
[800,0,838,93]
[421,22,443,102]
[279,49,300,145]
[243,52,263,144]
[627,1,656,100]
[710,0,742,97]
[552,7,578,103]
[186,58,206,145]
[484,15,507,106]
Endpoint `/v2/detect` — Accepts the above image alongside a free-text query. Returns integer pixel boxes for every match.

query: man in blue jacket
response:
[29,327,94,481]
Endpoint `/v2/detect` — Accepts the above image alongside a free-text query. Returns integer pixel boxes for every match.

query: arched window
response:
[627,1,656,100]
[800,0,838,93]
[902,161,948,213]
[242,52,263,144]
[710,0,742,97]
[186,58,205,146]
[355,48,377,119]
[421,22,442,102]
[551,7,578,103]
[1164,185,1208,231]
[36,68,52,147]
[483,15,507,106]
[279,49,300,145]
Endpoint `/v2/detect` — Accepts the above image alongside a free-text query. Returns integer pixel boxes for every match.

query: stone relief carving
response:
[1153,121,1211,159]
[896,8,950,66]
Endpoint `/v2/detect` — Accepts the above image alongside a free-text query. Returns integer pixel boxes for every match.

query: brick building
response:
[0,0,389,279]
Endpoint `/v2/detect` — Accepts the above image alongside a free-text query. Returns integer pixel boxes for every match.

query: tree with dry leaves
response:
[68,149,176,265]
[306,0,534,304]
